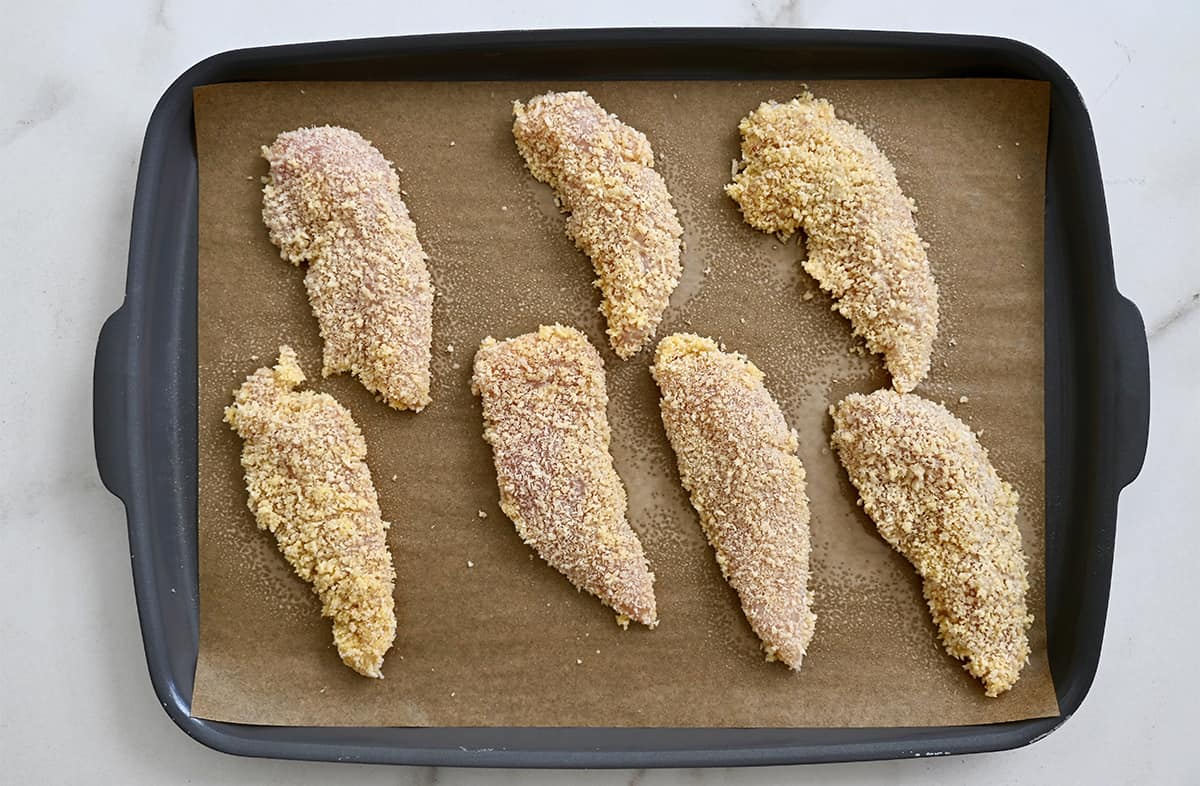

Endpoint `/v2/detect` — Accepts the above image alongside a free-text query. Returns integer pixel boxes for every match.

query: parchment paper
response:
[191,78,1057,727]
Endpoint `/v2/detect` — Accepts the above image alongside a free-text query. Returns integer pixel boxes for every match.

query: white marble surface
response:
[2,0,1196,783]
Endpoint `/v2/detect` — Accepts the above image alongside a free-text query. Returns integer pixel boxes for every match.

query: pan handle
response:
[1113,294,1150,488]
[94,306,130,500]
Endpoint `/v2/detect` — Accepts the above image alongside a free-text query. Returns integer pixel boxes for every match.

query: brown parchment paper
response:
[191,78,1057,727]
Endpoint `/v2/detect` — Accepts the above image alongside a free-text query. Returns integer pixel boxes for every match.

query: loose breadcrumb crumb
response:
[262,126,433,411]
[652,334,817,670]
[223,347,397,678]
[513,92,684,358]
[829,390,1031,696]
[726,93,939,393]
[472,325,658,627]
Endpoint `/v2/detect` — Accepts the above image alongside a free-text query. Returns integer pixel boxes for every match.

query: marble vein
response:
[1148,291,1200,340]
[1,79,72,148]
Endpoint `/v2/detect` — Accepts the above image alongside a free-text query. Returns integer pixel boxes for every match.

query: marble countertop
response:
[2,1,1195,783]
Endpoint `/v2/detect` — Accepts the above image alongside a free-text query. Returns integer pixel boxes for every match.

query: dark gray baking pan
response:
[93,28,1150,767]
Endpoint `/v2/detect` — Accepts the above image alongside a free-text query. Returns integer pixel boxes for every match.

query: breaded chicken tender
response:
[472,325,657,627]
[726,93,939,393]
[829,390,1030,696]
[512,92,683,359]
[651,334,816,669]
[224,347,397,678]
[262,126,433,411]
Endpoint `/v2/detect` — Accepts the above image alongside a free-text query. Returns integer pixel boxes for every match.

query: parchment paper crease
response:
[192,79,1058,727]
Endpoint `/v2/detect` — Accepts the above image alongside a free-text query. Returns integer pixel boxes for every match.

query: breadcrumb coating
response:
[829,390,1030,696]
[262,126,433,411]
[224,347,397,678]
[651,334,816,669]
[472,325,658,626]
[726,93,939,393]
[512,92,683,359]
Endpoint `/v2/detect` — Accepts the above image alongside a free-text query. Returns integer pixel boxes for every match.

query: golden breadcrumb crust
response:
[829,389,1030,696]
[262,126,433,411]
[471,324,658,626]
[651,334,816,669]
[513,92,683,359]
[726,94,939,393]
[224,347,397,678]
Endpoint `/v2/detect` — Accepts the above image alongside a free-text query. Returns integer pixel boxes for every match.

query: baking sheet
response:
[191,78,1057,727]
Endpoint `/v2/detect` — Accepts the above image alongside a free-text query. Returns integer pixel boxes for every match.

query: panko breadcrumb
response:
[829,389,1030,696]
[471,324,658,626]
[513,92,683,359]
[651,334,816,669]
[224,347,397,678]
[726,93,939,393]
[262,126,433,411]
